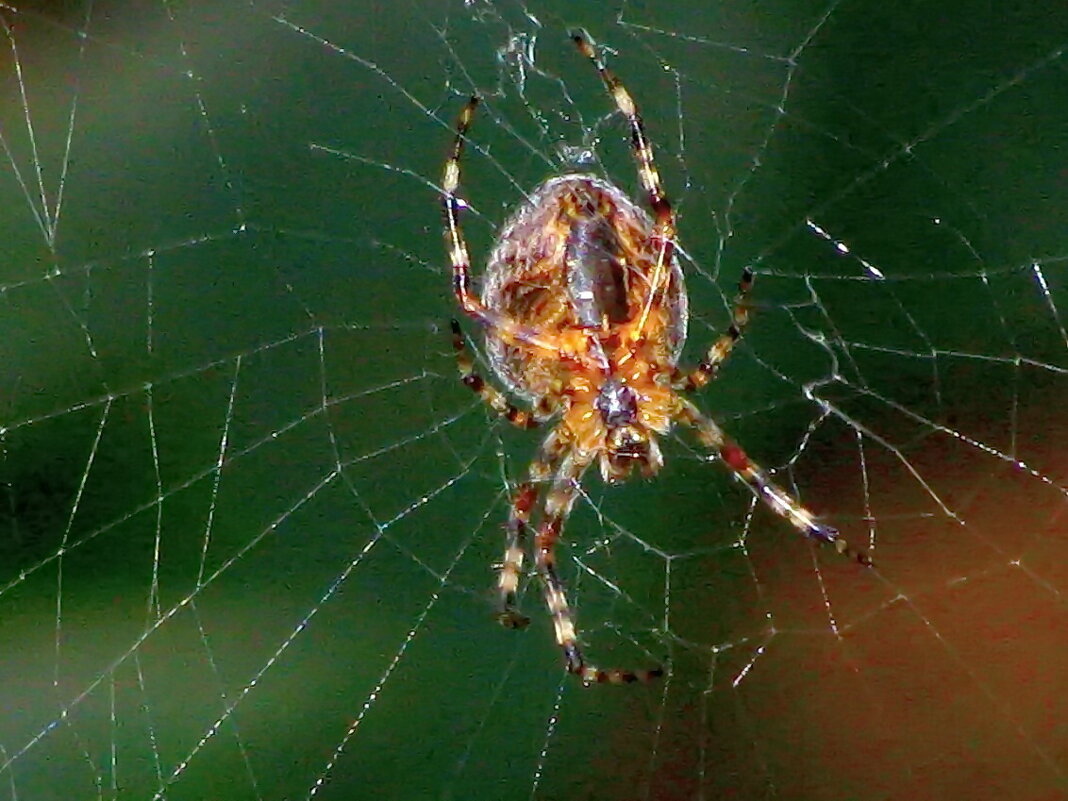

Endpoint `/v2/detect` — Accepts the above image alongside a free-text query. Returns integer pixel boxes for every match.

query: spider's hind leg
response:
[443,102,565,356]
[572,31,677,337]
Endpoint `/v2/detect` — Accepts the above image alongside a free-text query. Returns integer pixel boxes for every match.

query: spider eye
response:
[602,424,654,484]
[609,426,646,456]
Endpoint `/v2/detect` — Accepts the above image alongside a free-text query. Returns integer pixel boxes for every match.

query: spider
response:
[442,32,870,685]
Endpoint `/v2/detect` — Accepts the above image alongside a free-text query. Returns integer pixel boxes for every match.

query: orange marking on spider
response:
[721,443,750,472]
[442,31,870,685]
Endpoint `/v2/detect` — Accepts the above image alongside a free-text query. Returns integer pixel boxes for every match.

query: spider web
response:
[1,1,1066,799]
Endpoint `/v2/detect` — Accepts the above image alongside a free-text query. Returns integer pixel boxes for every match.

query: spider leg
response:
[677,399,872,566]
[535,451,664,685]
[673,266,754,392]
[572,32,676,338]
[497,481,536,629]
[443,98,569,357]
[496,426,566,628]
[450,319,546,429]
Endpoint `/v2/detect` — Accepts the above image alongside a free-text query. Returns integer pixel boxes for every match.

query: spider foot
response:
[808,521,840,545]
[833,537,874,567]
[577,663,664,687]
[565,643,663,686]
[809,522,873,567]
[497,609,531,629]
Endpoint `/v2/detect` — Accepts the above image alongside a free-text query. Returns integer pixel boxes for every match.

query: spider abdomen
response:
[481,173,688,403]
[565,213,629,328]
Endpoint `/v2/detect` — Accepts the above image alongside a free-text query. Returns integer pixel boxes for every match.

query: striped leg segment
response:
[497,481,536,629]
[443,98,565,356]
[450,319,541,429]
[571,32,669,223]
[535,453,664,685]
[571,31,676,337]
[678,401,872,566]
[442,97,490,324]
[674,266,754,391]
[496,428,566,628]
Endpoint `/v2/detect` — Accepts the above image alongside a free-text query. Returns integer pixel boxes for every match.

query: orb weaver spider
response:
[442,31,869,685]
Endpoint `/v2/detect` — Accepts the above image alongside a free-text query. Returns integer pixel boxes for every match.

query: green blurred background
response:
[1,1,1066,799]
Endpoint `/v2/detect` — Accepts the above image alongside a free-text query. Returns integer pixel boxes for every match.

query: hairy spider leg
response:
[674,266,755,392]
[535,448,664,684]
[443,98,576,358]
[574,32,756,392]
[572,32,676,341]
[496,426,566,629]
[451,323,609,636]
[496,481,536,630]
[450,319,548,429]
[677,400,872,565]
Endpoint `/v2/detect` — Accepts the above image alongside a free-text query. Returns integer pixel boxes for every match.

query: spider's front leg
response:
[677,399,871,565]
[533,451,664,685]
[495,427,569,629]
[496,478,536,630]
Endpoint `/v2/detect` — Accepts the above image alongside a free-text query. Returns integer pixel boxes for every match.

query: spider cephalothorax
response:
[595,378,663,481]
[443,32,869,685]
